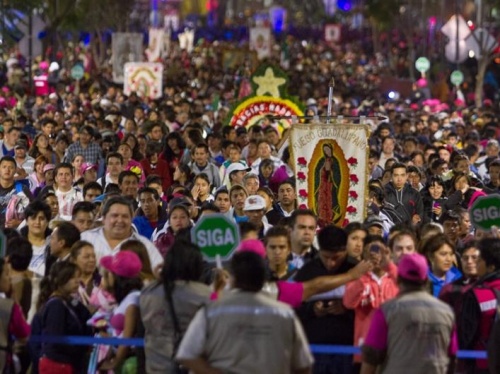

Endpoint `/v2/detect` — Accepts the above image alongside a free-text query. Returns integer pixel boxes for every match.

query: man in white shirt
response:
[81,195,162,268]
[54,163,83,220]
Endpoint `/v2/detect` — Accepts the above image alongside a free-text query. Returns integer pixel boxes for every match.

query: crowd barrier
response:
[29,336,488,359]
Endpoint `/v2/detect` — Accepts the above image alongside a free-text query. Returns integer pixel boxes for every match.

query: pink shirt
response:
[9,302,30,339]
[210,281,304,308]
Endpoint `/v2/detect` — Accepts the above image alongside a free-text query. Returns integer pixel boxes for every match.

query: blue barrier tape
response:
[29,336,487,359]
[456,350,488,359]
[30,335,144,347]
[310,345,360,355]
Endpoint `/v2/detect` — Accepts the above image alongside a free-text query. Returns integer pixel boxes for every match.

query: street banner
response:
[325,24,341,43]
[146,28,164,62]
[123,63,163,99]
[290,122,370,227]
[112,33,144,83]
[250,27,272,60]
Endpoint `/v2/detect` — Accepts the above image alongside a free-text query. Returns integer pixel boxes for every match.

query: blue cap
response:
[93,194,107,204]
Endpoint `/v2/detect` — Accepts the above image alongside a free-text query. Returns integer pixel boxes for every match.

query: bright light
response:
[467,20,473,27]
[469,50,475,58]
[301,40,307,47]
[388,91,395,100]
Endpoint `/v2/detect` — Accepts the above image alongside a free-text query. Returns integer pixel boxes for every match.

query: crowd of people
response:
[0,35,498,374]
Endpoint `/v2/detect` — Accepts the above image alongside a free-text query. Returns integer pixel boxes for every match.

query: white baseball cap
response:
[243,195,266,211]
[226,163,251,176]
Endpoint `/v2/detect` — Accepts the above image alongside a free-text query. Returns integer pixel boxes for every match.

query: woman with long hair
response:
[344,222,368,261]
[191,173,214,207]
[28,134,59,165]
[421,175,447,223]
[446,172,484,210]
[28,155,49,193]
[122,133,144,162]
[71,154,85,184]
[20,201,52,278]
[172,164,192,190]
[161,132,186,180]
[117,142,145,185]
[34,261,92,374]
[70,240,99,306]
[140,240,211,373]
[21,201,53,322]
[423,233,462,297]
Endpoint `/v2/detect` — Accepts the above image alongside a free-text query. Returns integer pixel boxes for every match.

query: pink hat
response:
[100,251,142,278]
[468,190,487,209]
[398,253,428,283]
[80,162,97,175]
[43,164,55,173]
[237,239,266,259]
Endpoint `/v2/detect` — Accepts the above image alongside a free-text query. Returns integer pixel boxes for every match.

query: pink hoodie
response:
[343,262,399,360]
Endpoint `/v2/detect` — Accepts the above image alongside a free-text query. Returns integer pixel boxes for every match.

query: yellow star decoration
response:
[252,67,286,98]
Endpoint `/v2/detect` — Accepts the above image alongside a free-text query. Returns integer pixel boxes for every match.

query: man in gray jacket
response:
[177,250,314,374]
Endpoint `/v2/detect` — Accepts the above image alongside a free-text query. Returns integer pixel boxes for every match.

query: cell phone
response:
[370,244,381,253]
[433,202,441,208]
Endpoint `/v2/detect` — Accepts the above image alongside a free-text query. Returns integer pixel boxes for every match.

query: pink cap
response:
[80,162,97,175]
[100,251,142,278]
[237,239,266,259]
[43,164,55,173]
[398,253,428,283]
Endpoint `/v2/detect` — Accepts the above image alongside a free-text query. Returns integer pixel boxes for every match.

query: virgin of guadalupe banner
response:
[290,123,370,227]
[123,63,163,99]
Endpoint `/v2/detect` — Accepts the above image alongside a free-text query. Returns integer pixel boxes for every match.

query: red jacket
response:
[140,158,172,194]
[343,263,399,359]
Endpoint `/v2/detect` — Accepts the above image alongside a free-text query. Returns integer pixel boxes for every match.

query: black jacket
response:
[420,189,447,224]
[384,183,424,225]
[294,256,356,345]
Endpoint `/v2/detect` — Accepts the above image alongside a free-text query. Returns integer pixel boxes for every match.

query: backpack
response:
[381,202,405,225]
[459,282,500,350]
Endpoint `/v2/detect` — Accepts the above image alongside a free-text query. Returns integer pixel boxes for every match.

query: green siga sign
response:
[415,57,430,73]
[191,214,240,262]
[71,64,84,80]
[450,70,464,86]
[470,194,500,231]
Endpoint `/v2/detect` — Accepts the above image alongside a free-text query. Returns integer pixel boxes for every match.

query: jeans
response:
[313,354,353,374]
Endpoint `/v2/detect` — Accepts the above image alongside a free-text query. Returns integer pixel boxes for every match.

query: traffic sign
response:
[450,70,464,86]
[470,194,500,231]
[191,214,240,265]
[415,57,430,74]
[71,64,85,81]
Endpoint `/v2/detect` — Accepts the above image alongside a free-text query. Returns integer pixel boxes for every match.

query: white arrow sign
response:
[441,15,471,40]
